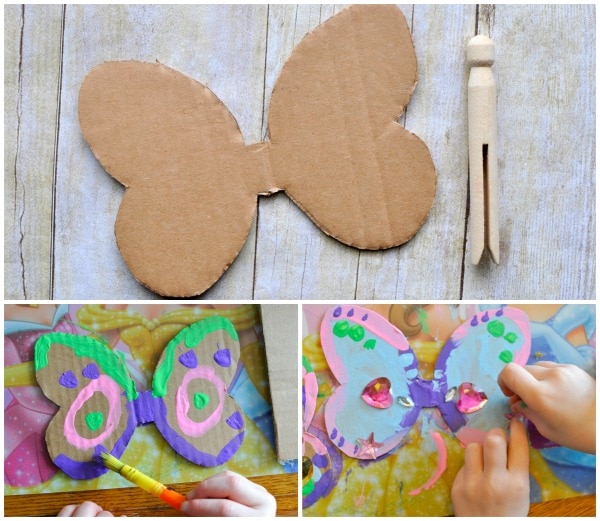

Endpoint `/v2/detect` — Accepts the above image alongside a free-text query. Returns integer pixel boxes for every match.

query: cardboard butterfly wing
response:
[321,305,421,459]
[435,307,531,444]
[34,333,138,479]
[79,62,263,297]
[268,5,436,248]
[302,356,334,507]
[151,317,245,466]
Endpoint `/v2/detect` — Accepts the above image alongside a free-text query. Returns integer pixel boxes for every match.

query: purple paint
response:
[132,391,160,425]
[347,308,354,317]
[361,313,368,321]
[330,428,337,440]
[225,411,244,430]
[333,307,342,317]
[313,453,329,469]
[59,371,78,388]
[496,308,504,316]
[178,350,197,369]
[337,436,345,447]
[471,316,478,327]
[82,363,100,380]
[481,311,489,322]
[214,348,231,367]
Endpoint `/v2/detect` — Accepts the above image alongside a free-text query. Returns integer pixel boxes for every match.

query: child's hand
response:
[181,471,276,517]
[58,501,114,517]
[498,362,596,453]
[451,418,530,516]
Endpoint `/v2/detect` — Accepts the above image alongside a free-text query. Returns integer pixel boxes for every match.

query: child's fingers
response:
[187,471,266,506]
[507,417,530,473]
[181,498,256,517]
[497,363,542,404]
[463,442,483,474]
[482,429,507,472]
[57,505,77,517]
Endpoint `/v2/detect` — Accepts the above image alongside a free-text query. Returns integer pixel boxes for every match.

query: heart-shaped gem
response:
[457,382,488,413]
[361,377,393,409]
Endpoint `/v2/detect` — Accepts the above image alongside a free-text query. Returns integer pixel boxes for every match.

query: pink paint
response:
[303,366,318,429]
[408,431,447,496]
[64,375,121,450]
[175,365,225,437]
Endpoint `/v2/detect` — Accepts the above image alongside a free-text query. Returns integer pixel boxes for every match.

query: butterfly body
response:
[79,5,436,296]
[35,317,245,479]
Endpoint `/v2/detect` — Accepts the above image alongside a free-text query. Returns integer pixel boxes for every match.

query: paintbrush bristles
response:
[99,452,125,473]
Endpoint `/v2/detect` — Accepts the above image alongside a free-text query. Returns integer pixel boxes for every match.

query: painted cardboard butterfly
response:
[302,355,341,508]
[34,316,245,479]
[78,4,436,297]
[320,305,530,489]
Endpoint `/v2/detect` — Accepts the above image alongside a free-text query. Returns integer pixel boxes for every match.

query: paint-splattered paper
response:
[5,304,289,495]
[302,304,596,516]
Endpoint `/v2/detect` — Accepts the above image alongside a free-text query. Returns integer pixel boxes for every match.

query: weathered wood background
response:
[5,4,595,299]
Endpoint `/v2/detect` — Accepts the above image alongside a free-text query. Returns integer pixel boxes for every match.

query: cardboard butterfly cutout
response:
[79,5,436,297]
[320,305,530,491]
[34,317,245,479]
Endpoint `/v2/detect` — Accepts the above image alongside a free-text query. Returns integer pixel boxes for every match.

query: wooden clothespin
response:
[467,35,499,264]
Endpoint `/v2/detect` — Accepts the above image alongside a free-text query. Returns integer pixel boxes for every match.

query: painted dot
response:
[82,363,100,380]
[331,428,338,440]
[178,350,198,368]
[214,348,231,367]
[85,411,104,432]
[498,350,513,363]
[363,339,376,350]
[338,436,345,447]
[505,332,518,344]
[347,308,355,317]
[333,320,350,338]
[487,320,505,337]
[193,392,210,411]
[59,371,78,389]
[302,479,315,496]
[471,316,478,327]
[520,401,528,409]
[225,411,244,429]
[361,313,368,321]
[481,311,489,322]
[495,308,504,317]
[333,307,342,318]
[348,325,365,342]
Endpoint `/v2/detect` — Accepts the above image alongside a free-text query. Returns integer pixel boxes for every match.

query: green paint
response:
[302,479,315,496]
[194,392,210,410]
[504,332,518,344]
[153,316,238,398]
[520,401,527,409]
[302,356,313,374]
[333,320,350,338]
[417,308,429,334]
[348,325,365,342]
[363,339,376,350]
[85,411,104,432]
[35,333,138,400]
[498,350,513,363]
[487,320,505,337]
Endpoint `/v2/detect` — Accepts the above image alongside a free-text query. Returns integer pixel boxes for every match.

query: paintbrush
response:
[98,452,186,510]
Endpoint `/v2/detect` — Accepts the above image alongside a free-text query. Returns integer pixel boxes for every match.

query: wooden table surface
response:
[5,473,298,517]
[4,4,595,299]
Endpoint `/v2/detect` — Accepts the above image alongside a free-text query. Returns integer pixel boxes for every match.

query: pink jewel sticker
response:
[456,382,488,414]
[361,377,393,409]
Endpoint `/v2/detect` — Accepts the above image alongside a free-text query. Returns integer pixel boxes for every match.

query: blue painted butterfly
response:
[320,304,530,491]
[34,316,245,479]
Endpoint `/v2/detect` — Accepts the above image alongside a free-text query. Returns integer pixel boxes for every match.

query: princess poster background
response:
[302,303,595,516]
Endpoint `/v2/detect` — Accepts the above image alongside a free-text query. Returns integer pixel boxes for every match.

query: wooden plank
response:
[52,5,268,298]
[253,4,363,299]
[3,473,298,516]
[462,4,596,298]
[355,4,476,299]
[4,5,64,299]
